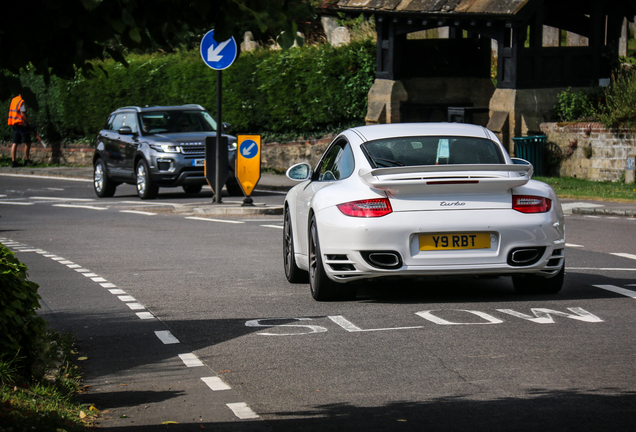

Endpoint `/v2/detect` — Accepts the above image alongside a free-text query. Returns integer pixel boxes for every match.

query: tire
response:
[513,262,565,295]
[225,176,244,196]
[283,206,308,283]
[93,159,116,198]
[136,159,159,200]
[308,215,356,301]
[183,184,202,194]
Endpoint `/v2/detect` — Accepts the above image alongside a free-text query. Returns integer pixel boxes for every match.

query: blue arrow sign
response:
[200,29,237,70]
[239,139,259,159]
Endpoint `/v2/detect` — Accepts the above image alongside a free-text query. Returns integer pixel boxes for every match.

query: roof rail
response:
[182,104,205,110]
[117,106,142,112]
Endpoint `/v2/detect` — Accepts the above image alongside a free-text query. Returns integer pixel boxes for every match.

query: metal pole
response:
[214,69,222,203]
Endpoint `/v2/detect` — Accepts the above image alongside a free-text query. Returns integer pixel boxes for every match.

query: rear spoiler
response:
[359,164,532,195]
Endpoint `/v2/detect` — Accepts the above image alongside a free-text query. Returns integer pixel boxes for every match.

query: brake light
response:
[512,195,552,213]
[337,198,393,217]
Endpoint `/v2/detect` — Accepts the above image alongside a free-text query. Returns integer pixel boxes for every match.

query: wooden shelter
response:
[327,0,636,150]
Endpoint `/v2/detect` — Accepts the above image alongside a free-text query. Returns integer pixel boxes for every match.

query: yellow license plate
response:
[419,233,491,251]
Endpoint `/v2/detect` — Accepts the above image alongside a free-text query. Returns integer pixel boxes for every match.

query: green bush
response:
[0,244,46,375]
[1,40,376,144]
[598,69,636,129]
[554,87,601,122]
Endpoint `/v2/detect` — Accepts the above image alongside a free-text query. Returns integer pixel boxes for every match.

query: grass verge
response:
[0,332,97,431]
[534,176,636,201]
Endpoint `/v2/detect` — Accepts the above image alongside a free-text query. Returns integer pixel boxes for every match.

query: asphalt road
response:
[1,174,636,431]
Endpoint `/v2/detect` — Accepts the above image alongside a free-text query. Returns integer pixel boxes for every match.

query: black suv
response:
[92,105,241,199]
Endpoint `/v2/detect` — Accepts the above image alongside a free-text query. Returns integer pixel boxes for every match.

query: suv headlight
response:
[228,139,237,151]
[150,144,181,153]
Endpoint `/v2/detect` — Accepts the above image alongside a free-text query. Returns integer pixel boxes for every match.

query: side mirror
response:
[286,162,312,181]
[118,126,134,135]
[511,158,534,178]
[222,122,232,133]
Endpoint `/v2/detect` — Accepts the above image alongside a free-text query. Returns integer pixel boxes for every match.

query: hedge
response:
[1,40,376,144]
[0,243,46,375]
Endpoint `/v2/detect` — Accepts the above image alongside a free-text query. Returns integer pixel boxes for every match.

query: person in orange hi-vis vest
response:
[7,94,33,167]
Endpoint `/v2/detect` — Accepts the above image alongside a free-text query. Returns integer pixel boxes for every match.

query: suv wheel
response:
[183,184,202,194]
[225,176,243,196]
[136,159,159,199]
[94,159,117,198]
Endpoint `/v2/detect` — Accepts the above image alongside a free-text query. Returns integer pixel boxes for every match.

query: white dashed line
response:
[67,264,82,268]
[120,210,157,215]
[52,204,108,210]
[59,260,74,265]
[569,267,636,271]
[611,253,636,261]
[108,289,126,295]
[125,303,145,310]
[117,295,137,302]
[185,217,245,224]
[0,173,91,182]
[226,402,259,420]
[118,200,179,206]
[81,273,99,278]
[50,257,65,261]
[75,268,90,273]
[566,243,584,248]
[201,376,231,391]
[583,215,601,219]
[0,201,34,205]
[594,285,636,299]
[91,277,107,282]
[261,225,283,229]
[136,312,155,320]
[178,353,204,367]
[155,330,180,345]
[31,196,95,201]
[100,282,117,288]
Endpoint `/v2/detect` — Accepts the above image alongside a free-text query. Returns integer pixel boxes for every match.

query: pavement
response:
[2,165,636,217]
[0,165,296,216]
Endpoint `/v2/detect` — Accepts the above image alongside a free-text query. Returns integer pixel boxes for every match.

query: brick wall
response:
[541,122,636,181]
[260,135,335,171]
[0,143,93,166]
[1,136,337,172]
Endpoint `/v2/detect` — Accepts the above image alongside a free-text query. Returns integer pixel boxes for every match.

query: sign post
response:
[200,29,237,203]
[236,135,262,206]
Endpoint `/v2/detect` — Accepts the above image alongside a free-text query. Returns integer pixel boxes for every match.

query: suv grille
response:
[180,143,205,154]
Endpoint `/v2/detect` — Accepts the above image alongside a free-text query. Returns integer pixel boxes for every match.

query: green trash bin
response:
[512,135,546,176]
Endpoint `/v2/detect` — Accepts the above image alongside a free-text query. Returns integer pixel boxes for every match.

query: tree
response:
[1,0,314,102]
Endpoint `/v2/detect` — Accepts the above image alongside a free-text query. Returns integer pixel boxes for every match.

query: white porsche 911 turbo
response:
[283,123,565,301]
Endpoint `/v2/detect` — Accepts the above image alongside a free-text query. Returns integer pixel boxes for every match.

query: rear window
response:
[362,136,505,168]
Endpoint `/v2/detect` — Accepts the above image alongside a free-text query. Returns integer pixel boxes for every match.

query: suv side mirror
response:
[118,126,134,135]
[222,122,232,133]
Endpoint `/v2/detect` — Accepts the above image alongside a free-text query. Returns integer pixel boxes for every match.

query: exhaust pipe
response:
[361,251,403,269]
[507,247,546,266]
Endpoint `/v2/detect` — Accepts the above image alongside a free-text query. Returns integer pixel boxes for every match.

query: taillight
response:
[512,195,552,213]
[337,198,393,217]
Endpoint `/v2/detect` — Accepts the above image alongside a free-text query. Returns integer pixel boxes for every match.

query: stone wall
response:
[261,135,335,171]
[1,137,336,172]
[541,122,636,181]
[0,143,93,166]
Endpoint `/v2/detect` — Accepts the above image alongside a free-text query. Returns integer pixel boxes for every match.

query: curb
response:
[572,207,636,217]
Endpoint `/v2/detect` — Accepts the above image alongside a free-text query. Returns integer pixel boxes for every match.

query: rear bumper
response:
[313,206,565,282]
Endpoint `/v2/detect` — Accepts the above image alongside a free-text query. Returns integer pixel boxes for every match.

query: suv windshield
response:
[362,136,505,168]
[140,110,217,134]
